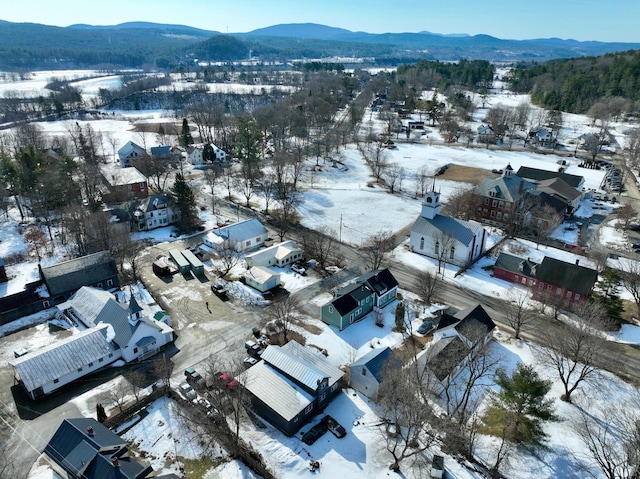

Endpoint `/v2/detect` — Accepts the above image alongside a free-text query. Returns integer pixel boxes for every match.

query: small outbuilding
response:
[349,347,401,400]
[244,266,280,292]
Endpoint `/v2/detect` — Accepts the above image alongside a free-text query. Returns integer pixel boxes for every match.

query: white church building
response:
[410,188,487,267]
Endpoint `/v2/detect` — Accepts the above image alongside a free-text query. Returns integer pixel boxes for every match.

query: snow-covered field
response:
[2,69,639,479]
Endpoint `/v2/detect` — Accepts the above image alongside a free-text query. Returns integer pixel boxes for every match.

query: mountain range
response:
[0,20,638,69]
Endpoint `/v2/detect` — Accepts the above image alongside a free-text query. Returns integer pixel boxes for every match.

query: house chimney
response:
[112,457,119,467]
[576,259,579,266]
[87,426,94,437]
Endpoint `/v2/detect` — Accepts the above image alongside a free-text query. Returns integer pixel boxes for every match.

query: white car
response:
[291,263,306,275]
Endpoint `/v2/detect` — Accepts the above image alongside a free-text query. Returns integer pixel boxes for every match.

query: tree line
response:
[508,50,640,115]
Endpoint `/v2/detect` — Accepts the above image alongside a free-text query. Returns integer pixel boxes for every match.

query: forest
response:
[508,50,640,115]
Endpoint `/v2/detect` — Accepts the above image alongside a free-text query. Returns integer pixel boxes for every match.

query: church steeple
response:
[502,163,514,177]
[420,182,441,220]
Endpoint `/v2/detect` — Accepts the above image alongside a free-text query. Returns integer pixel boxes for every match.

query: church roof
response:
[411,214,484,247]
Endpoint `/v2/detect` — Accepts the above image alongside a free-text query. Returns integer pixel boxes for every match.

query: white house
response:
[10,287,174,399]
[244,240,302,268]
[211,144,226,162]
[244,266,280,292]
[409,189,487,267]
[187,145,204,165]
[131,194,180,231]
[117,141,147,167]
[203,218,268,252]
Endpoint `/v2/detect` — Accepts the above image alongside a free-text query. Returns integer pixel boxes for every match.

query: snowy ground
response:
[3,69,639,479]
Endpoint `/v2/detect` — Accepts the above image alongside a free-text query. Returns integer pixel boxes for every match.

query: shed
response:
[244,266,280,292]
[169,249,190,275]
[349,347,401,399]
[181,249,204,275]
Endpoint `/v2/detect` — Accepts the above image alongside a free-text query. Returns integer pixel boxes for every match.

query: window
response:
[449,246,455,260]
[420,237,424,250]
[356,308,362,316]
[547,285,552,291]
[490,210,496,218]
[107,279,113,287]
[329,306,333,313]
[97,282,103,288]
[521,277,526,284]
[43,300,50,308]
[305,404,313,414]
[496,212,502,220]
[492,199,498,207]
[575,294,580,301]
[566,291,572,299]
[245,241,250,247]
[504,213,509,220]
[53,378,59,384]
[320,392,327,402]
[499,201,505,209]
[78,367,83,372]
[539,282,544,289]
[133,347,139,354]
[109,353,113,358]
[435,241,439,255]
[350,314,355,323]
[98,358,104,363]
[362,368,367,376]
[331,383,338,391]
[484,198,489,205]
[88,362,93,367]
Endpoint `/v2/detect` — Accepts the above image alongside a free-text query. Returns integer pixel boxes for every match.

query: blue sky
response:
[2,0,638,43]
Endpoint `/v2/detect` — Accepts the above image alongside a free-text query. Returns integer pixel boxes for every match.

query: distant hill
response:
[0,20,638,70]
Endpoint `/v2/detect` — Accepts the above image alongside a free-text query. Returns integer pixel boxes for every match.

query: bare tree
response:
[441,186,478,221]
[618,258,640,317]
[108,381,129,413]
[361,137,388,182]
[414,166,431,198]
[378,364,439,472]
[266,295,301,344]
[617,204,637,231]
[203,166,221,215]
[503,287,536,340]
[303,226,336,270]
[574,395,640,479]
[360,230,395,270]
[202,356,251,454]
[416,270,440,305]
[537,302,607,402]
[258,173,276,215]
[153,354,173,389]
[124,369,147,402]
[441,338,502,423]
[434,231,456,277]
[215,239,241,277]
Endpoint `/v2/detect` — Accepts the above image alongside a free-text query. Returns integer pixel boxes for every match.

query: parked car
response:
[301,421,328,445]
[245,340,262,358]
[185,367,207,390]
[291,263,306,275]
[211,282,228,300]
[243,357,259,369]
[178,381,197,401]
[217,372,238,390]
[321,415,346,438]
[417,320,435,335]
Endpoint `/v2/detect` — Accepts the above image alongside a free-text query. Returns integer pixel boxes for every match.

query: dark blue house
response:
[43,418,153,479]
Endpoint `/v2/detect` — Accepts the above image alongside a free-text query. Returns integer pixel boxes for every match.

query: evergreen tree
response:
[394,301,406,331]
[96,403,107,423]
[170,172,200,232]
[179,118,194,148]
[489,363,556,447]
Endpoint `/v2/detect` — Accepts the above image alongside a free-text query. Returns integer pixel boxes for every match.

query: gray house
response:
[203,218,268,252]
[349,347,402,400]
[238,341,344,436]
[40,251,119,303]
